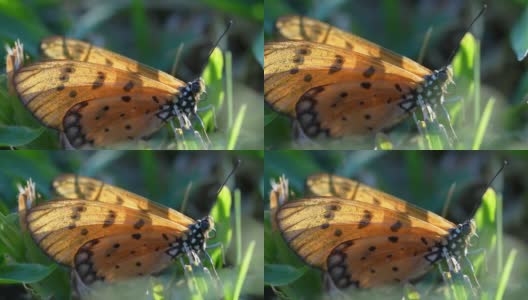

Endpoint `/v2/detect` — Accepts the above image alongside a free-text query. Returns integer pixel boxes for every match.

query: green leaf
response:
[453,33,476,80]
[0,126,45,147]
[0,263,56,284]
[201,47,224,131]
[264,112,277,127]
[511,6,528,61]
[264,264,307,286]
[208,186,232,267]
[252,30,264,68]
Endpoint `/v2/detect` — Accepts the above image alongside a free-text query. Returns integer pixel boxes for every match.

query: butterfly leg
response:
[292,120,319,147]
[60,132,76,150]
[464,255,481,289]
[173,107,208,149]
[206,242,226,266]
[187,115,209,150]
[203,249,223,292]
[179,256,200,294]
[192,112,212,148]
[412,112,428,140]
[323,273,349,299]
[169,119,189,150]
[71,269,92,298]
[197,104,217,130]
[442,250,477,295]
[437,95,459,144]
[182,244,222,294]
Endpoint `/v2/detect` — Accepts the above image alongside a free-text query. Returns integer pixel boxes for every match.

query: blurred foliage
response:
[264,0,528,150]
[0,0,263,150]
[264,151,527,299]
[0,151,264,299]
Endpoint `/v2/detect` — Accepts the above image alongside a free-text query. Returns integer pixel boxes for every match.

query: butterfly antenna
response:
[446,4,487,64]
[470,160,507,217]
[215,158,241,196]
[200,20,232,75]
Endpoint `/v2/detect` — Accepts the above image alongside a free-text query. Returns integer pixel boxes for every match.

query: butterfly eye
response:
[438,70,448,82]
[200,218,210,231]
[191,81,202,94]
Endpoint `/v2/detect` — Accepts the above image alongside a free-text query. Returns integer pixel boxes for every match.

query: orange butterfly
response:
[273,173,477,289]
[264,15,477,140]
[11,36,212,149]
[19,174,215,285]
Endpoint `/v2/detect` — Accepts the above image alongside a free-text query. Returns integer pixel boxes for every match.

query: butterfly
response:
[274,173,477,289]
[264,15,461,140]
[11,36,210,149]
[19,174,215,285]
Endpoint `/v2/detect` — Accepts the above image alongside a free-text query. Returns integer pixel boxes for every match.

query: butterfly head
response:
[433,65,454,93]
[459,218,477,246]
[165,216,214,259]
[174,78,206,116]
[446,219,477,258]
[197,215,215,239]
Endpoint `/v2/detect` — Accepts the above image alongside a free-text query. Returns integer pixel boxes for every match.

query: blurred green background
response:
[0,0,264,149]
[265,0,528,150]
[265,151,526,299]
[0,150,264,299]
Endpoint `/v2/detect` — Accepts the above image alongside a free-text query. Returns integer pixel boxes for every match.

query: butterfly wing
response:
[275,16,431,77]
[326,235,435,288]
[40,36,185,89]
[305,173,456,230]
[61,94,171,148]
[264,41,427,137]
[74,231,182,284]
[13,60,180,131]
[276,197,450,271]
[26,199,191,267]
[52,175,195,224]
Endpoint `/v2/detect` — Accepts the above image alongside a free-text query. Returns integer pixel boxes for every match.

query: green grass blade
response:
[227,104,247,150]
[226,51,233,128]
[131,0,149,57]
[234,189,242,265]
[230,241,255,300]
[472,97,494,150]
[495,249,517,300]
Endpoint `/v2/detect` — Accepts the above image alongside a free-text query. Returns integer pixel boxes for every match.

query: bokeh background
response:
[265,151,526,299]
[0,0,264,149]
[0,150,264,299]
[265,0,528,150]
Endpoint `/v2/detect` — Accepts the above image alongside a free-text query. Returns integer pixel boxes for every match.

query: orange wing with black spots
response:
[40,36,186,89]
[305,173,456,229]
[265,16,452,138]
[51,175,195,224]
[276,174,476,288]
[274,16,431,77]
[25,175,213,285]
[13,37,205,148]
